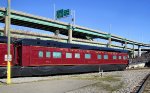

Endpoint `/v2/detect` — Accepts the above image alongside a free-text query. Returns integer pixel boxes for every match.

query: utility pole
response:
[6,0,11,84]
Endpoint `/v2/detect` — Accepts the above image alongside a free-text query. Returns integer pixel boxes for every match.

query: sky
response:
[0,0,150,44]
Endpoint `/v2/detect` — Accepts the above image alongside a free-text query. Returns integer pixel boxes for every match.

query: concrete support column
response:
[122,41,127,50]
[132,44,135,58]
[121,43,123,47]
[107,37,111,47]
[0,32,2,36]
[138,46,141,57]
[54,30,60,41]
[106,34,111,47]
[54,30,59,37]
[124,41,127,49]
[68,24,72,43]
[129,52,132,59]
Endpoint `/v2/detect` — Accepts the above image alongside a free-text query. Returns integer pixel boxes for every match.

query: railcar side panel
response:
[0,44,14,66]
[20,45,128,67]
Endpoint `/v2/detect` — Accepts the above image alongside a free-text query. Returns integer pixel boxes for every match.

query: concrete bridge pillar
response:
[122,39,127,50]
[132,44,135,58]
[125,42,127,49]
[128,52,133,59]
[106,34,111,47]
[138,46,141,57]
[107,37,111,47]
[54,30,59,37]
[0,32,3,36]
[122,41,127,50]
[68,24,72,43]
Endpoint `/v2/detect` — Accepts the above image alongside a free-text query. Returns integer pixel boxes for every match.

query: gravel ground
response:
[0,69,150,93]
[66,69,150,93]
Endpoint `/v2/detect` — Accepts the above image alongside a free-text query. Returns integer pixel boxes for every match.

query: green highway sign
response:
[56,9,70,19]
[56,9,63,19]
[64,9,70,16]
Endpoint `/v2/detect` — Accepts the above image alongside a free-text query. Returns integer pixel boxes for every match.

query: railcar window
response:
[75,53,80,58]
[46,51,51,58]
[119,56,122,59]
[39,51,43,58]
[104,55,108,59]
[85,54,91,59]
[123,56,127,60]
[113,56,117,60]
[97,54,102,59]
[66,53,72,58]
[53,52,62,58]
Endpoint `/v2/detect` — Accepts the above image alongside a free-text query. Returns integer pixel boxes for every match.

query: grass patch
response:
[68,74,124,92]
[0,82,3,86]
[69,74,121,82]
[97,81,124,92]
[83,81,124,93]
[101,76,121,82]
[102,81,124,92]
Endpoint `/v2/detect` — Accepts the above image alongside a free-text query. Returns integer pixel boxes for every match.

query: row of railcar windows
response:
[38,51,127,60]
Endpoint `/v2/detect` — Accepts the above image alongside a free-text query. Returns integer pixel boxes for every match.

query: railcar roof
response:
[15,38,129,53]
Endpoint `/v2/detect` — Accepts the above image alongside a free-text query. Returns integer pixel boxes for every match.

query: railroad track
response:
[141,74,150,93]
[132,73,150,93]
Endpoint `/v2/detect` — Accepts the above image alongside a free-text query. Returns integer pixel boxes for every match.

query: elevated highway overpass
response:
[0,7,150,57]
[134,49,150,52]
[0,28,132,50]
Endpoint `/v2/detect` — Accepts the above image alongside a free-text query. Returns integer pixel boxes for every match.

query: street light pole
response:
[6,0,11,84]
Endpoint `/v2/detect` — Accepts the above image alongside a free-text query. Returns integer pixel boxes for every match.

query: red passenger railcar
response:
[19,46,128,66]
[0,36,129,77]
